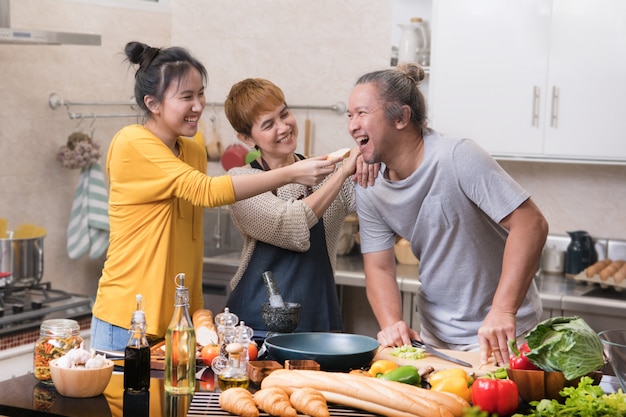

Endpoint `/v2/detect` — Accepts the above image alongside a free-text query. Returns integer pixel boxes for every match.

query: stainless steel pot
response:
[0,233,45,287]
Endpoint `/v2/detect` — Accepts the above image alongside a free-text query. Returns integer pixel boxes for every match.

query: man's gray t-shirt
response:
[356,128,542,345]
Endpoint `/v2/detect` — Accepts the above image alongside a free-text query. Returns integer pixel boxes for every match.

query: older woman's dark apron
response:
[225,158,343,333]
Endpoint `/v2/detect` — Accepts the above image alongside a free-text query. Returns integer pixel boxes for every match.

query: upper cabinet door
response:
[429,0,551,155]
[429,0,626,163]
[544,0,626,160]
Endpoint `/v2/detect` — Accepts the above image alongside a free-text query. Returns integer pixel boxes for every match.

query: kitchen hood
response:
[0,0,100,45]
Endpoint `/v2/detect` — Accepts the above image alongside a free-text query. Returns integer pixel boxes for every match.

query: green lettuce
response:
[524,316,605,380]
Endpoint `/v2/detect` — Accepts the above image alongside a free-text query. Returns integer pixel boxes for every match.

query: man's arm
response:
[363,248,420,347]
[478,198,549,365]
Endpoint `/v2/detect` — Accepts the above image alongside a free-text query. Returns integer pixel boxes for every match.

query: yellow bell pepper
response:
[428,368,473,402]
[368,359,398,377]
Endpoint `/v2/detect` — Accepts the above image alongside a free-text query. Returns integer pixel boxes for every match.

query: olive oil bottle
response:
[217,342,250,391]
[164,273,196,394]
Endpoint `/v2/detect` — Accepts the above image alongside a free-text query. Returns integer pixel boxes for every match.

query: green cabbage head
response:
[524,316,605,380]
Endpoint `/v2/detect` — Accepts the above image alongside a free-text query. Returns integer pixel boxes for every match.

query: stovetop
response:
[0,282,92,336]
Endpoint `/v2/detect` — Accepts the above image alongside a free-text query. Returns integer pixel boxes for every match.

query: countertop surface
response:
[0,371,191,417]
[204,252,626,317]
[0,366,622,417]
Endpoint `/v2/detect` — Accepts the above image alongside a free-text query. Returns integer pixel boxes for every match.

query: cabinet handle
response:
[532,86,540,127]
[550,86,560,128]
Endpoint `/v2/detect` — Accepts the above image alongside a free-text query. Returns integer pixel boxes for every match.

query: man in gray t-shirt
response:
[347,65,548,367]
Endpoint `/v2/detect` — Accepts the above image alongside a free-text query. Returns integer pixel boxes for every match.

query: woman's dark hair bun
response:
[125,41,159,68]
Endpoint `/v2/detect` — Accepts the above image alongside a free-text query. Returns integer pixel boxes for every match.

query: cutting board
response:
[374,347,499,376]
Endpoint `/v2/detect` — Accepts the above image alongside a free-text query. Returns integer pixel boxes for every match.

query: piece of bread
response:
[254,387,297,417]
[290,387,330,417]
[262,369,467,417]
[327,148,351,159]
[219,387,259,417]
[192,309,218,346]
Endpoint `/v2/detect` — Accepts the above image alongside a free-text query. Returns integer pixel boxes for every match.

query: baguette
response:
[192,309,218,346]
[321,391,416,417]
[327,148,351,160]
[262,369,459,417]
[219,387,259,417]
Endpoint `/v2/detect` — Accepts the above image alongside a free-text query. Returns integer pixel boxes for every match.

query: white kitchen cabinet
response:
[429,0,626,162]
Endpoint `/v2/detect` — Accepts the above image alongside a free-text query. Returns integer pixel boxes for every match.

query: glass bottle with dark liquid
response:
[124,294,150,392]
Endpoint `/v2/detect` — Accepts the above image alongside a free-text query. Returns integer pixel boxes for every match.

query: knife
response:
[410,340,473,368]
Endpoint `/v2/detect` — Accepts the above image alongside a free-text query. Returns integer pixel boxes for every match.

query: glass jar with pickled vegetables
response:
[33,319,83,384]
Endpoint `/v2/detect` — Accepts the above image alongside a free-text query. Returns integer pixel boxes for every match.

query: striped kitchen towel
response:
[66,163,110,260]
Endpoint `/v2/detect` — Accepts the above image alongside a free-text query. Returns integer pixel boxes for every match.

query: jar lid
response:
[410,17,423,23]
[40,318,80,335]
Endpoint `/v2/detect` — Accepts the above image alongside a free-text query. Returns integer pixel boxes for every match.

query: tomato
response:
[247,342,258,361]
[200,344,220,366]
[471,377,519,416]
[198,367,216,391]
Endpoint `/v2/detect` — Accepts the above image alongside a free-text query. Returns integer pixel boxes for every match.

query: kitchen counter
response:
[0,370,194,417]
[204,252,626,331]
[0,365,622,417]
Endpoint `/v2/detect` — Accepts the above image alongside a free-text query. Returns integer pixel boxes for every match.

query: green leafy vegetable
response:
[388,345,426,360]
[524,316,605,380]
[511,376,626,417]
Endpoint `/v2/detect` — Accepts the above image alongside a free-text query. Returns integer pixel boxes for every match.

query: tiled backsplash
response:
[545,234,626,261]
[0,316,91,352]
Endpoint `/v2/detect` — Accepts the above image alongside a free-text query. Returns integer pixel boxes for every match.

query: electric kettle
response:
[565,230,597,276]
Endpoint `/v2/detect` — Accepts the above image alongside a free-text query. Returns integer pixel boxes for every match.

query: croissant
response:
[219,387,259,417]
[290,387,330,417]
[254,387,297,417]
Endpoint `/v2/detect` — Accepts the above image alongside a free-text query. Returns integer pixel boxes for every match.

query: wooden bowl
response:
[246,360,283,384]
[49,359,114,398]
[507,368,602,403]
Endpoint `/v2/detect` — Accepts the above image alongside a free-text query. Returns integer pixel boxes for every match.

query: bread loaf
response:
[192,309,218,346]
[262,369,464,417]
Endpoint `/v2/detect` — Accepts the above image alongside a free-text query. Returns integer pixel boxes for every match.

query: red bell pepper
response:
[509,340,540,370]
[471,377,519,416]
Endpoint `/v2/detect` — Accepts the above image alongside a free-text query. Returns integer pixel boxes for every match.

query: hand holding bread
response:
[326,148,351,160]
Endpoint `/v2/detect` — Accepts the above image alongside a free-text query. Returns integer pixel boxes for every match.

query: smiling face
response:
[246,104,298,166]
[147,67,206,143]
[347,82,391,165]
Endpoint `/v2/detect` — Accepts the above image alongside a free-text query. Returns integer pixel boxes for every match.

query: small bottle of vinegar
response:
[124,294,150,392]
